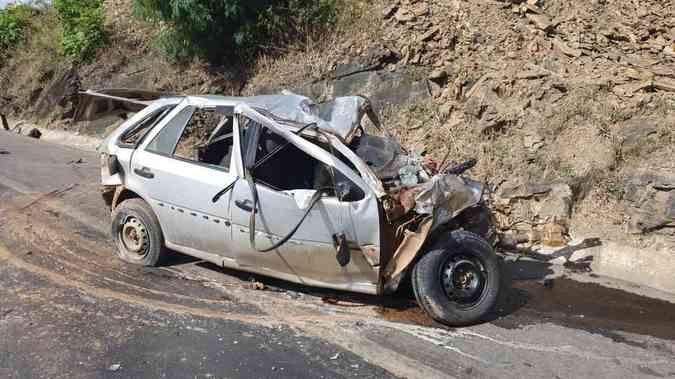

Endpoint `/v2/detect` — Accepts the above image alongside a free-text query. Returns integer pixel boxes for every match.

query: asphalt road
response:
[1,130,675,379]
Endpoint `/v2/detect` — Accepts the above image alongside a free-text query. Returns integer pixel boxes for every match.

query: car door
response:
[228,112,381,294]
[128,101,238,257]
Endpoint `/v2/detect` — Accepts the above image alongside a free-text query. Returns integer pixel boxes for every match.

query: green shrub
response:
[53,0,105,60]
[0,4,34,62]
[255,0,337,48]
[132,0,337,63]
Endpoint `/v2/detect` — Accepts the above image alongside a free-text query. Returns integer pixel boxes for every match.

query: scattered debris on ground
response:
[243,278,266,291]
[67,158,84,165]
[10,121,41,139]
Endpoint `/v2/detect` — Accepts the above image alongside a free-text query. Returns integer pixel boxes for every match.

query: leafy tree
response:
[133,0,336,62]
[53,0,105,60]
[0,3,33,62]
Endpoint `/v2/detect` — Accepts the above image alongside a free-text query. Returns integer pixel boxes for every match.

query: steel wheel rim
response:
[440,254,488,307]
[119,216,149,259]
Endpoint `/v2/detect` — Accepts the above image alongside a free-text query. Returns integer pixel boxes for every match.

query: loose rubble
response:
[332,0,674,252]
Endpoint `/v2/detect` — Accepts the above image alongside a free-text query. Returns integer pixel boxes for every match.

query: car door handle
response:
[134,166,155,179]
[235,199,257,213]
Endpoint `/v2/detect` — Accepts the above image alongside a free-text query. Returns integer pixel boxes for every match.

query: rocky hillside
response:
[1,0,673,252]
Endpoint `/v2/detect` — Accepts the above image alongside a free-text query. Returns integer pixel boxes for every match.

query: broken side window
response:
[119,105,175,147]
[251,126,364,201]
[173,108,234,170]
[146,106,194,155]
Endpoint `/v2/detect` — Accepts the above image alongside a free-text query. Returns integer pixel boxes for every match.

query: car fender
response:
[381,176,486,294]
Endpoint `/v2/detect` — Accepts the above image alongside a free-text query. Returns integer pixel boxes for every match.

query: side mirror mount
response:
[335,180,364,202]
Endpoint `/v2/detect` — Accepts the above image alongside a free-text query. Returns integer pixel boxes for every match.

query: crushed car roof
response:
[78,89,370,142]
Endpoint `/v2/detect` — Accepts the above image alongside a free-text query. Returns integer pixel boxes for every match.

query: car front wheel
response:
[111,198,166,266]
[412,230,501,326]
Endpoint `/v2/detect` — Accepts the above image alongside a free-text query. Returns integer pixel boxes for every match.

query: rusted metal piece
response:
[110,185,126,211]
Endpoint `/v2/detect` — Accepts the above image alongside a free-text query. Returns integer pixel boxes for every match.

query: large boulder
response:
[34,68,81,119]
[623,173,675,235]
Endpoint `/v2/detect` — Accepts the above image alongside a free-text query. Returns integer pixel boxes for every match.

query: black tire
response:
[412,230,501,326]
[111,198,166,266]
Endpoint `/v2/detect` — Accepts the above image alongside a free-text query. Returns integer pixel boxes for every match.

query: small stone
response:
[107,364,121,372]
[515,68,550,79]
[428,69,448,81]
[439,104,452,119]
[13,126,42,139]
[552,38,582,57]
[526,13,555,32]
[523,133,544,151]
[394,8,415,23]
[428,81,443,98]
[411,3,430,17]
[522,2,543,14]
[382,4,398,19]
[420,27,440,42]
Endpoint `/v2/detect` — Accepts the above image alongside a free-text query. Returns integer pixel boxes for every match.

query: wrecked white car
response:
[84,89,502,326]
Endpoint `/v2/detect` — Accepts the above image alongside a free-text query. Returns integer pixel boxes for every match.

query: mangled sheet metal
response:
[383,217,433,292]
[415,174,484,230]
[245,91,370,143]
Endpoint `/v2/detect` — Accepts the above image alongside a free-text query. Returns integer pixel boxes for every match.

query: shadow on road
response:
[161,250,547,328]
[159,248,675,343]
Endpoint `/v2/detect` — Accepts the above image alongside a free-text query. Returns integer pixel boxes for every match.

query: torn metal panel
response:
[414,174,483,230]
[382,217,433,293]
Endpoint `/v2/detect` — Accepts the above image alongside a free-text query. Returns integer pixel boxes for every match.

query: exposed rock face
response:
[494,181,574,247]
[254,42,431,109]
[34,68,81,119]
[495,182,573,221]
[617,118,661,156]
[624,173,675,235]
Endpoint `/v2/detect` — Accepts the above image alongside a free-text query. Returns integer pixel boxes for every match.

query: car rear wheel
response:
[111,198,166,266]
[412,230,500,326]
